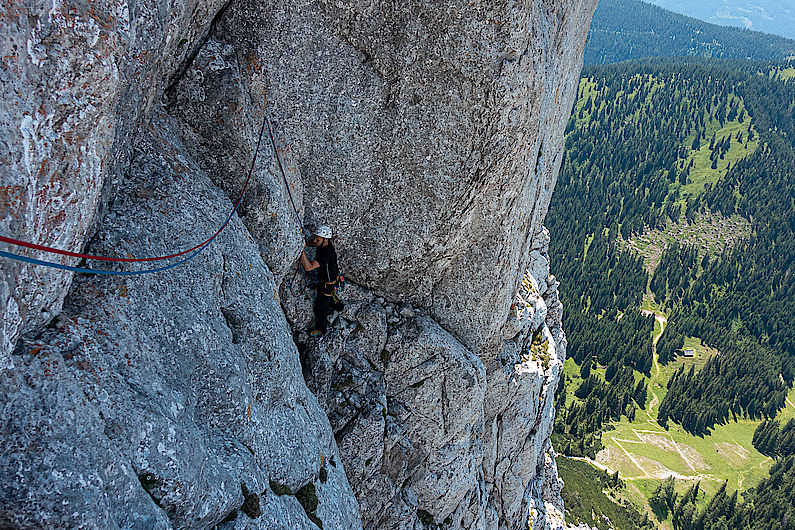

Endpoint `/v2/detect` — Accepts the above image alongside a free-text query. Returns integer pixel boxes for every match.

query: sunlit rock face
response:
[215,0,596,354]
[285,229,571,529]
[0,0,230,369]
[0,0,596,528]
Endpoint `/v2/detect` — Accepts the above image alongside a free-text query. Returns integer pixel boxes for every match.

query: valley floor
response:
[560,306,795,529]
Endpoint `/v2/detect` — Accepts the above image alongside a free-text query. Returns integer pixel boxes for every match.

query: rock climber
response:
[300,225,343,336]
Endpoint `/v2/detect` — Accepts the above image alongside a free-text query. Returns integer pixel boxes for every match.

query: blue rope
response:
[0,244,209,276]
[1,101,270,276]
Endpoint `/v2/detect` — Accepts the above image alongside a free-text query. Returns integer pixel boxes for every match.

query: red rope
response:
[0,105,268,263]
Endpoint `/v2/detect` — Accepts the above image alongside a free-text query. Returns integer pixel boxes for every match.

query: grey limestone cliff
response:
[0,1,596,528]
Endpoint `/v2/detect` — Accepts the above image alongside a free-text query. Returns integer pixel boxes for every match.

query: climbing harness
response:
[0,99,270,275]
[332,274,345,303]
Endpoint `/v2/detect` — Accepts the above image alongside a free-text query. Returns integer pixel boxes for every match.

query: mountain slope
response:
[0,1,597,528]
[550,57,795,529]
[585,0,795,65]
[647,0,795,40]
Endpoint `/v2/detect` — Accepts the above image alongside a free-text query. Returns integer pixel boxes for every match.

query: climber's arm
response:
[301,250,319,271]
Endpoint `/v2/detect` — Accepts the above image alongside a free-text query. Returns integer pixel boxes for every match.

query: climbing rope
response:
[0,99,269,275]
[260,111,312,296]
[266,112,312,296]
[0,245,209,276]
[264,114,306,236]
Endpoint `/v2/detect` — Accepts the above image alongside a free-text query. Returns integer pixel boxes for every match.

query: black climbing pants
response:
[314,292,332,332]
[314,289,343,332]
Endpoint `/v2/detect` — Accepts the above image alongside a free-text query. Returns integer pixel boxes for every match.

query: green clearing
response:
[653,318,661,340]
[574,74,659,127]
[779,385,795,423]
[562,356,585,403]
[774,66,795,80]
[574,77,602,125]
[673,114,759,209]
[625,213,752,274]
[563,312,778,528]
[647,336,715,408]
[674,96,759,202]
[582,233,595,258]
[577,76,760,212]
[640,297,668,317]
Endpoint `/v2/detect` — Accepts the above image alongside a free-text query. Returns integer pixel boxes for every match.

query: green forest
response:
[649,457,795,529]
[753,419,795,458]
[550,57,795,529]
[585,0,795,65]
[654,64,795,435]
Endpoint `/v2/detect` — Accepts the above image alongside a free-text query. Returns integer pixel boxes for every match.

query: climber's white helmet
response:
[314,225,333,239]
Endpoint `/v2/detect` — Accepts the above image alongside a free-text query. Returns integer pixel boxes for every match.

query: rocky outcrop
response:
[167,37,306,279]
[283,229,570,529]
[1,110,360,529]
[214,0,596,353]
[1,0,596,528]
[0,0,229,368]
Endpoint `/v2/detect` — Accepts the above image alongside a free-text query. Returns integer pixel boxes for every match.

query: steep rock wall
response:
[0,0,229,367]
[214,0,596,353]
[1,109,361,530]
[0,1,596,528]
[281,229,571,529]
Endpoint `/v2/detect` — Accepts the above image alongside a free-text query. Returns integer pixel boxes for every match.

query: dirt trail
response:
[645,312,667,413]
[612,436,649,476]
[565,455,615,474]
[565,453,717,483]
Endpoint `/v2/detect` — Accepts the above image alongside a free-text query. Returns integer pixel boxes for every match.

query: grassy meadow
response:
[559,318,795,529]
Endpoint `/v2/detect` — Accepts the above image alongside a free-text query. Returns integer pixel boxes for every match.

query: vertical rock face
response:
[285,228,570,529]
[167,38,307,278]
[0,0,229,368]
[1,110,361,530]
[215,0,596,354]
[0,1,596,529]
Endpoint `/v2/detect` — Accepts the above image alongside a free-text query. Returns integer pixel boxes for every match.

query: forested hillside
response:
[550,57,795,529]
[657,457,795,530]
[585,0,795,65]
[654,65,795,435]
[647,0,795,41]
[552,58,766,456]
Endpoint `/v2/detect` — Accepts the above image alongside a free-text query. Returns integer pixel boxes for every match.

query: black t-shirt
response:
[315,243,339,285]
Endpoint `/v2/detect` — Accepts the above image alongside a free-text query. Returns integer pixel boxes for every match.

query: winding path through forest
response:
[594,310,770,486]
[643,311,667,415]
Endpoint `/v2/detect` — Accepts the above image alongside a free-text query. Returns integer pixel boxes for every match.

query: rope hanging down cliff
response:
[265,111,311,297]
[265,111,306,237]
[0,99,294,275]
